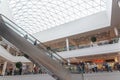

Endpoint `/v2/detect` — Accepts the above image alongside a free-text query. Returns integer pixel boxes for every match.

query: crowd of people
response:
[3,61,120,76]
[5,63,46,76]
[68,61,120,73]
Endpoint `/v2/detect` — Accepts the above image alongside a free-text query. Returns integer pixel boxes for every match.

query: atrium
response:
[0,0,120,80]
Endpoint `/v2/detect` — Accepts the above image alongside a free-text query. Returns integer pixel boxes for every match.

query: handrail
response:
[5,22,65,64]
[0,14,67,63]
[54,37,120,52]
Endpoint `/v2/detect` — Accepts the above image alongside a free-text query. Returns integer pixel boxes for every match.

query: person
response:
[38,67,42,74]
[93,63,98,72]
[87,63,92,73]
[91,63,95,72]
[33,66,38,74]
[19,66,22,75]
[117,63,120,71]
[22,63,27,74]
[34,40,37,45]
[7,64,13,75]
[104,62,112,72]
[24,34,28,39]
[79,61,85,73]
[107,63,112,72]
[9,66,13,75]
[77,62,81,73]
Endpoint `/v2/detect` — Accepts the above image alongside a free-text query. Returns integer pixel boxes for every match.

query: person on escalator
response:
[24,35,28,39]
[34,40,37,45]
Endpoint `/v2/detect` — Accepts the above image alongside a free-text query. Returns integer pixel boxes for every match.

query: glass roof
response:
[8,0,106,34]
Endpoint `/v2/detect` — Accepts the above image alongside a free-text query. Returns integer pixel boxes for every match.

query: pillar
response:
[114,27,118,37]
[118,1,120,7]
[2,61,7,76]
[66,38,69,51]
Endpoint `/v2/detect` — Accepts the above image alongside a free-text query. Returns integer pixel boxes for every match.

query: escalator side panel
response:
[0,16,71,80]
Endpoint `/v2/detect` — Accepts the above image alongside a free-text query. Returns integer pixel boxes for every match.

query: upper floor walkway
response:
[57,38,120,58]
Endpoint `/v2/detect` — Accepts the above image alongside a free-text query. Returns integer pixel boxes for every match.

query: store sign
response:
[93,59,104,63]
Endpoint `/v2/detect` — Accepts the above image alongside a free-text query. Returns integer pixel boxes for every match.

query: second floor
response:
[43,27,120,58]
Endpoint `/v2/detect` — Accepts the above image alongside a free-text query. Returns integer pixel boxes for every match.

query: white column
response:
[66,38,69,51]
[67,58,70,66]
[118,1,120,7]
[114,27,118,37]
[12,63,16,75]
[2,61,7,76]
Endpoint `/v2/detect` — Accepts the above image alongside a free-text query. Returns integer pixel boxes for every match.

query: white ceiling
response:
[8,0,106,34]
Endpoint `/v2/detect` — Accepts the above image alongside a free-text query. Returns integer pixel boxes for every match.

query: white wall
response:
[0,0,13,19]
[57,42,120,58]
[33,11,110,42]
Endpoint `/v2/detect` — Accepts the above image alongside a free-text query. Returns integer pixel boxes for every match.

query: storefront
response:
[69,53,120,71]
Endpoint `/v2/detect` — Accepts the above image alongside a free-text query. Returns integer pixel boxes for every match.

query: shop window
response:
[105,59,115,62]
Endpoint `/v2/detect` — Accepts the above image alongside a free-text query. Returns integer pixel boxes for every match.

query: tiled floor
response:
[0,74,55,80]
[71,71,120,80]
[0,72,120,80]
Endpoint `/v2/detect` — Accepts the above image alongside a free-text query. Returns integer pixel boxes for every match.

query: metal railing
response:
[53,37,120,52]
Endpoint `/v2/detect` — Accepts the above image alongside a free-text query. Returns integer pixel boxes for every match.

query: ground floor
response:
[0,71,120,80]
[72,71,120,80]
[0,60,33,75]
[67,53,120,73]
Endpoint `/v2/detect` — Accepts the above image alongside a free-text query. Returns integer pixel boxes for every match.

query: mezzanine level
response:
[57,38,120,58]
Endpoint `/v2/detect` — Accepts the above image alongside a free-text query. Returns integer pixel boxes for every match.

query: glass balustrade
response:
[53,38,120,52]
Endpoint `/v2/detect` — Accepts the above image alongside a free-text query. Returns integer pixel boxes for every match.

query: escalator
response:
[0,14,72,80]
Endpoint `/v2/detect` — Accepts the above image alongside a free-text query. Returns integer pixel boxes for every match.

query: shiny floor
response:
[0,71,120,80]
[72,71,120,80]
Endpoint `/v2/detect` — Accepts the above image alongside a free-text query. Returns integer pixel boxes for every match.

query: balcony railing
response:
[53,37,120,52]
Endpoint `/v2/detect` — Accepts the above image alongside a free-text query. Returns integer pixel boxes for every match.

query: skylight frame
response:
[8,0,106,34]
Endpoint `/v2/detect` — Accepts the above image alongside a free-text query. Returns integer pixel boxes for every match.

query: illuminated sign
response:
[93,59,104,63]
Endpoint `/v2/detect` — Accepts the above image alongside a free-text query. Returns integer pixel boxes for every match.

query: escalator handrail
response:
[4,21,64,64]
[0,14,67,63]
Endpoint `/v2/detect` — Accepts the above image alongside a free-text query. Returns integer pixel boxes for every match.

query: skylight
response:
[8,0,106,34]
